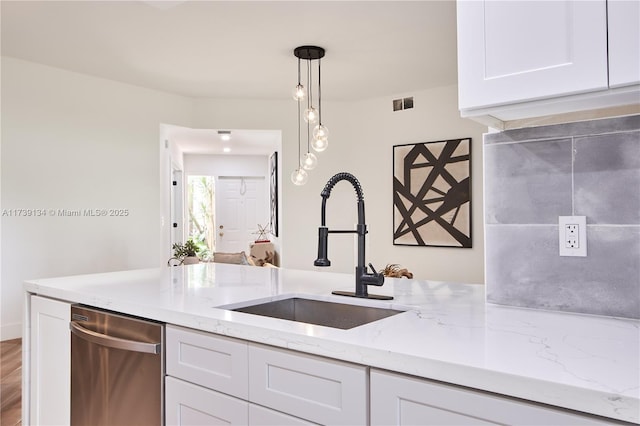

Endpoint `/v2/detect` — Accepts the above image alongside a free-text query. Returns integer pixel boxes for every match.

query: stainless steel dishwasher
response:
[70,305,164,425]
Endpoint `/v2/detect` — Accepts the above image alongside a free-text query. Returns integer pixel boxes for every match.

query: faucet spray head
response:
[313,226,331,267]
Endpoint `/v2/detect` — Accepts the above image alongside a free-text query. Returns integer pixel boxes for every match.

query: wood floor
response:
[0,338,21,426]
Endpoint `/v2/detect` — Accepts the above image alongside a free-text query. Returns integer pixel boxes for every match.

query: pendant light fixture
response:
[291,45,327,186]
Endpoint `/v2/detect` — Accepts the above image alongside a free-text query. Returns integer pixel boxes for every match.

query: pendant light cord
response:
[307,115,311,154]
[306,59,312,154]
[297,56,302,168]
[297,93,301,168]
[307,61,312,154]
[318,57,322,125]
[307,59,313,112]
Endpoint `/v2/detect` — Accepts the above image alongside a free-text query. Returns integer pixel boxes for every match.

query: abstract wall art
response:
[393,138,472,248]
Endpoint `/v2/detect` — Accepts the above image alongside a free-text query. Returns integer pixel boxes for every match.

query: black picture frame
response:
[393,138,472,248]
[269,151,279,237]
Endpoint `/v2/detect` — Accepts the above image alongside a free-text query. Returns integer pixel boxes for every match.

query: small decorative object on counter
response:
[380,264,413,279]
[168,239,201,266]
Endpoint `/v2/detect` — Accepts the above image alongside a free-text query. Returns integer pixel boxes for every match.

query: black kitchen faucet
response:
[314,172,392,300]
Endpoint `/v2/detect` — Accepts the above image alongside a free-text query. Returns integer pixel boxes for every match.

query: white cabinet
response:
[249,343,368,425]
[248,404,316,426]
[165,377,315,426]
[165,376,249,425]
[28,295,71,425]
[608,0,640,87]
[457,0,640,123]
[167,326,621,426]
[370,369,610,426]
[457,0,608,110]
[165,325,359,425]
[166,324,248,399]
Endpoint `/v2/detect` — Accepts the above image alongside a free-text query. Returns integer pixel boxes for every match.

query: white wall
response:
[332,85,487,284]
[184,154,269,178]
[0,57,192,339]
[191,86,487,284]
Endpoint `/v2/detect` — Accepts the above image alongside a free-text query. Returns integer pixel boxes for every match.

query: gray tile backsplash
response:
[574,132,640,224]
[484,139,573,224]
[484,115,640,319]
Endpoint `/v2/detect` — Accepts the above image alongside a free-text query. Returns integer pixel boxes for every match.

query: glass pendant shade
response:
[302,152,318,170]
[311,136,328,152]
[313,124,329,141]
[311,124,329,152]
[303,106,318,124]
[290,168,309,186]
[292,84,306,101]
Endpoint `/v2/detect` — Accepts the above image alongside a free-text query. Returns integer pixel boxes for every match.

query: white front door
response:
[215,177,266,253]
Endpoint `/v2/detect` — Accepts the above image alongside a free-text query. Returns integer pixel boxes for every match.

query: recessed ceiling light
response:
[218,130,231,141]
[223,147,231,153]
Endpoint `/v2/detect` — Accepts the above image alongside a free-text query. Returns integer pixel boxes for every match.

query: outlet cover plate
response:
[559,216,587,257]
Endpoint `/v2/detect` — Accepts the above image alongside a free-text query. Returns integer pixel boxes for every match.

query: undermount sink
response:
[230,297,405,330]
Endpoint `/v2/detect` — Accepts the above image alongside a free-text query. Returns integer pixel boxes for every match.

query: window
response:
[187,176,215,260]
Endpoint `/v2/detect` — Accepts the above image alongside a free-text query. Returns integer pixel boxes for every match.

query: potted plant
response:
[169,239,201,265]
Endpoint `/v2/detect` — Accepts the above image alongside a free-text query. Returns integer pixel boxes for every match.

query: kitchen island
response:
[24,263,639,424]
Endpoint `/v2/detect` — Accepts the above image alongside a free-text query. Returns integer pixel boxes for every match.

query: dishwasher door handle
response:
[70,321,161,354]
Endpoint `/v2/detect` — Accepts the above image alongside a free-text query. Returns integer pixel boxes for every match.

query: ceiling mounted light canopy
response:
[291,45,328,186]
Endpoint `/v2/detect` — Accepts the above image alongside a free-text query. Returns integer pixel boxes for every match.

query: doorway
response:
[161,125,282,263]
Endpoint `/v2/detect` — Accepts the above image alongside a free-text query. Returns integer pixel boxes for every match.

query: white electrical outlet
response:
[559,216,587,257]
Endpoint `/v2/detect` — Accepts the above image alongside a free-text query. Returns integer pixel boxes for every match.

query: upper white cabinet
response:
[457,0,608,110]
[457,0,640,123]
[608,0,640,87]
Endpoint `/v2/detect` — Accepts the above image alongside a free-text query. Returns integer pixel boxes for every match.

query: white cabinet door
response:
[165,376,248,425]
[249,343,368,425]
[166,324,249,399]
[457,0,608,111]
[29,295,70,425]
[608,0,640,87]
[371,369,607,425]
[249,404,317,426]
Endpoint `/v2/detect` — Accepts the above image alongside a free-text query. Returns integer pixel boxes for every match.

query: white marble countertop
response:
[24,263,639,423]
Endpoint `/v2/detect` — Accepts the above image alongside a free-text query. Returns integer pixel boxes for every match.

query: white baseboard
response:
[1,322,22,341]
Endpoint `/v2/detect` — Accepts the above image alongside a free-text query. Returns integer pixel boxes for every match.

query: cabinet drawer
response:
[249,344,368,425]
[370,369,607,425]
[249,404,317,425]
[166,325,248,399]
[165,376,248,425]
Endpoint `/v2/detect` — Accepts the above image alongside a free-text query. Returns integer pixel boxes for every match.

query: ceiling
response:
[167,125,282,156]
[1,0,459,155]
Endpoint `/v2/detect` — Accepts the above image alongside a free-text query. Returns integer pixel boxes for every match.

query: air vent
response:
[392,97,414,111]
